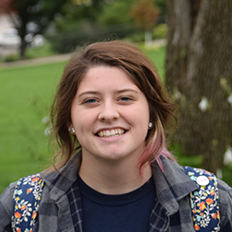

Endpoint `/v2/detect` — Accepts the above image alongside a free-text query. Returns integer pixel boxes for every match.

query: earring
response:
[148,122,153,129]
[69,127,76,133]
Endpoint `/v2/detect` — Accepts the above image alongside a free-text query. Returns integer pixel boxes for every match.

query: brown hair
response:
[50,40,177,171]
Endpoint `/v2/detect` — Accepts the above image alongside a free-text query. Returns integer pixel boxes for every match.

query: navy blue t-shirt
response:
[78,176,156,232]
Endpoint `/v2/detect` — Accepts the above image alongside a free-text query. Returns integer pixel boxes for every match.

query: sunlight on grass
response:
[0,62,66,193]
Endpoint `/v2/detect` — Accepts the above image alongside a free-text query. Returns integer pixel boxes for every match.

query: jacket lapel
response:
[43,152,83,232]
[149,156,198,231]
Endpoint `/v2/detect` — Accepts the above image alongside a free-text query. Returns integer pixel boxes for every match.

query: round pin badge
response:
[196,175,209,186]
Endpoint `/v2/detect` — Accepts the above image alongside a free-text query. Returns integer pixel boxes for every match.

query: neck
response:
[79,155,152,195]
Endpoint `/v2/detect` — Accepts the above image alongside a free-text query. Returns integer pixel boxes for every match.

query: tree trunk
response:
[9,11,28,59]
[19,37,27,59]
[165,0,232,174]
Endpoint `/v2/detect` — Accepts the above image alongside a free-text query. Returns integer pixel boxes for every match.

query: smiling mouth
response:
[97,129,126,138]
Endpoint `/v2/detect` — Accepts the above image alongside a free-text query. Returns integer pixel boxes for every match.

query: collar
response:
[43,151,198,213]
[43,151,82,202]
[152,156,198,215]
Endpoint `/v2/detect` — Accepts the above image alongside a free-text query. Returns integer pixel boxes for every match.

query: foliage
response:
[155,0,167,17]
[25,42,58,58]
[98,0,134,26]
[126,32,145,43]
[48,0,167,53]
[124,23,167,44]
[2,0,71,58]
[1,53,20,62]
[61,0,106,23]
[1,0,167,59]
[48,0,141,53]
[130,0,160,30]
[47,20,141,53]
[152,23,167,39]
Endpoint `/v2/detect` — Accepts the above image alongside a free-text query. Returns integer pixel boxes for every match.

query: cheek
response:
[136,102,150,119]
[126,105,149,127]
[72,110,96,132]
[73,118,89,145]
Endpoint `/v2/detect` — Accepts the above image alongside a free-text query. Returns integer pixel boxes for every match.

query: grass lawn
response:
[0,61,67,193]
[139,45,166,79]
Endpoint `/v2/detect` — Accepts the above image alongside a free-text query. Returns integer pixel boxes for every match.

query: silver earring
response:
[69,127,76,133]
[148,122,153,128]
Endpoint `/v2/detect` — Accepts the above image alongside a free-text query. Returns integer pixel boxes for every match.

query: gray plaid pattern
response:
[1,152,232,232]
[67,180,83,232]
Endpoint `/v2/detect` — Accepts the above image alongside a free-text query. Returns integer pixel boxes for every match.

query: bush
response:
[126,32,145,43]
[47,22,142,54]
[2,54,20,62]
[152,23,167,39]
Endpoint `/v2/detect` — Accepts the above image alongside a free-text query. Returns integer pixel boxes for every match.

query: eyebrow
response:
[78,91,99,98]
[116,88,139,94]
[77,88,139,98]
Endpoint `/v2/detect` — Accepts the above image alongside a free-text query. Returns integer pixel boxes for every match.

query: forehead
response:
[77,65,138,92]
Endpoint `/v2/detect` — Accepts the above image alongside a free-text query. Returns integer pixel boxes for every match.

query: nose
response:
[98,101,119,122]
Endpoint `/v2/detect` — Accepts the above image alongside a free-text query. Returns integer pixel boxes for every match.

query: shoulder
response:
[0,181,17,213]
[217,178,232,230]
[218,177,232,194]
[0,174,44,223]
[0,173,47,231]
[0,181,17,230]
[218,178,232,199]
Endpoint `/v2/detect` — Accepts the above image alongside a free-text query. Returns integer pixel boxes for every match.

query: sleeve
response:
[0,182,16,232]
[218,178,232,232]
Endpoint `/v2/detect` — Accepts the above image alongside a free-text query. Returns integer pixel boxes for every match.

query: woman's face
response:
[70,66,150,164]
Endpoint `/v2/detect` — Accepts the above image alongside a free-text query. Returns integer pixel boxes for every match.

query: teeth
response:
[98,129,125,137]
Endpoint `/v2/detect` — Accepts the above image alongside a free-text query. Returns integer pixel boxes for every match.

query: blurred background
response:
[0,0,232,193]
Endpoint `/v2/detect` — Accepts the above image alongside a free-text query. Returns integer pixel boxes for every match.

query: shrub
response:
[152,23,167,39]
[47,22,142,54]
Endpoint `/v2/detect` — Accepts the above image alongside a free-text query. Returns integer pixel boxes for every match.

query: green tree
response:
[98,0,134,26]
[130,0,160,45]
[155,0,166,18]
[48,0,145,53]
[2,0,71,59]
[61,0,105,23]
[47,0,110,53]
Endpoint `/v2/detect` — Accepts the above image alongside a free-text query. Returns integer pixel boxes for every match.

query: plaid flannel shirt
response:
[1,152,232,232]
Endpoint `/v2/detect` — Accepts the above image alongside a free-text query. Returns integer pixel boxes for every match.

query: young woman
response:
[0,41,231,232]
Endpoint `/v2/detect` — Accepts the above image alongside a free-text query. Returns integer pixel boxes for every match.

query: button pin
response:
[196,175,210,186]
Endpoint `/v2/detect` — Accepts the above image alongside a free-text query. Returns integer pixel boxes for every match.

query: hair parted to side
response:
[50,40,177,172]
